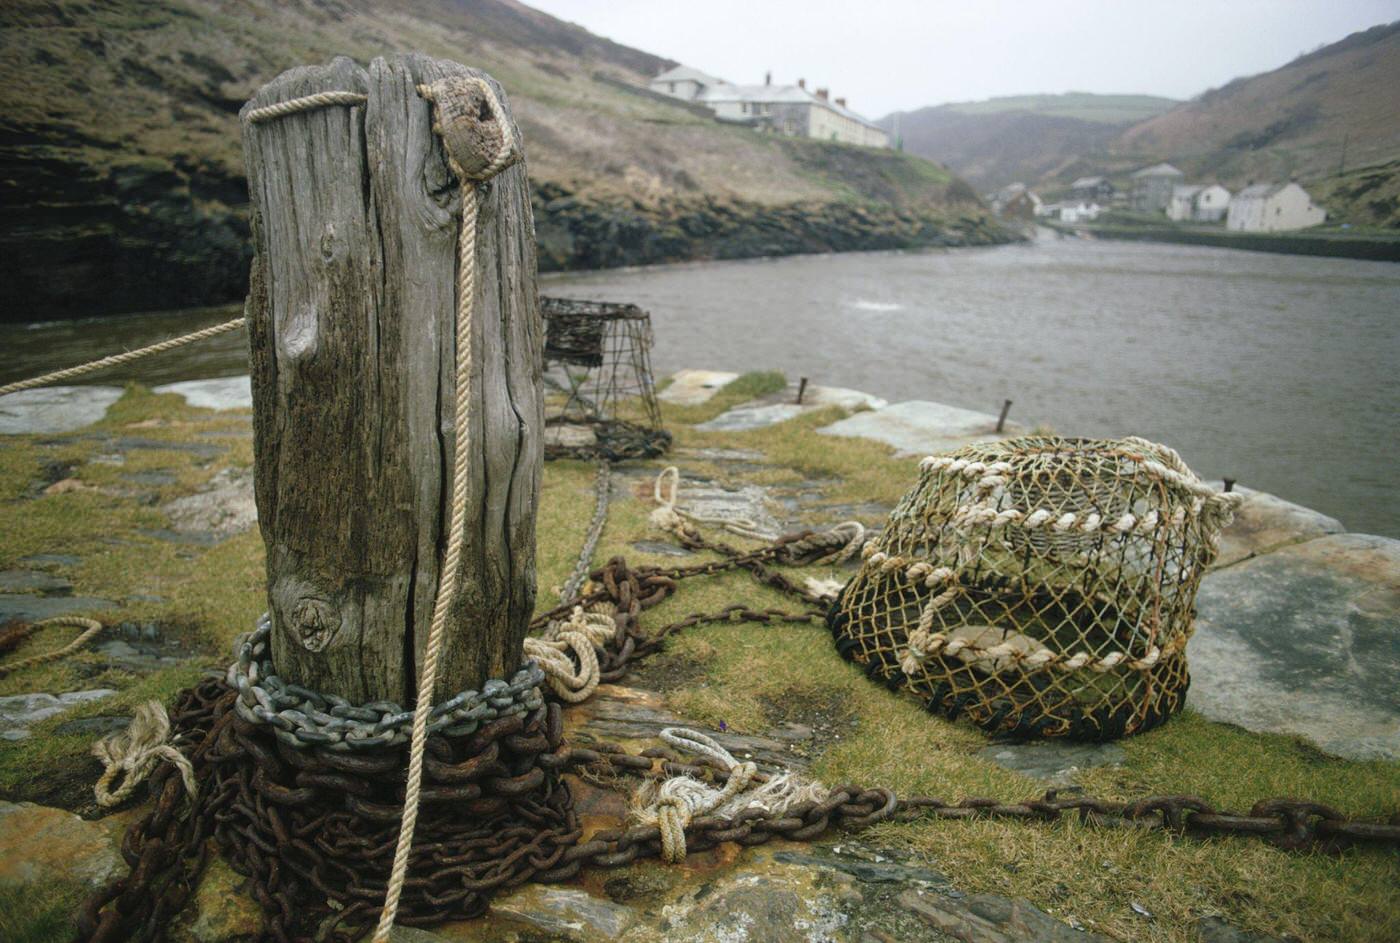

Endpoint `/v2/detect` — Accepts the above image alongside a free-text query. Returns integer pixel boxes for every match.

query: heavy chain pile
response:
[78,680,577,943]
[78,518,1400,943]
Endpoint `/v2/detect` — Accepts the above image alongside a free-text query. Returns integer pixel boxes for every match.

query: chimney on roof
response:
[797,78,806,89]
[765,70,772,86]
[816,87,829,101]
[835,96,847,108]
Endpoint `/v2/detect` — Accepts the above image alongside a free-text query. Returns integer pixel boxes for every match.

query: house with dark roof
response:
[1069,176,1115,203]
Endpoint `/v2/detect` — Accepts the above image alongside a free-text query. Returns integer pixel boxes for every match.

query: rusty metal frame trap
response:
[541,296,670,461]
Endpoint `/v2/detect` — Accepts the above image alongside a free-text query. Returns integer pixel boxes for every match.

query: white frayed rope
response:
[93,701,197,808]
[632,728,828,863]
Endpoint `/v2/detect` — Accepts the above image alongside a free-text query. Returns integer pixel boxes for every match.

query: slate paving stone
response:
[53,715,132,737]
[1191,533,1400,761]
[695,382,886,432]
[17,553,81,569]
[110,436,222,458]
[976,741,1126,787]
[819,400,1022,456]
[153,375,252,411]
[630,540,693,557]
[160,466,257,540]
[121,470,180,487]
[0,386,124,435]
[657,368,739,405]
[0,570,74,596]
[0,593,118,623]
[138,527,221,546]
[0,690,117,741]
[898,888,1112,942]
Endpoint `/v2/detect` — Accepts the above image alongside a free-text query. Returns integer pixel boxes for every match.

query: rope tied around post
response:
[373,73,522,943]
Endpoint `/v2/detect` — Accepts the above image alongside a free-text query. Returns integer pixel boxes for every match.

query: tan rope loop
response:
[650,465,771,541]
[244,91,368,124]
[523,607,617,703]
[93,700,197,808]
[0,615,103,677]
[0,318,246,397]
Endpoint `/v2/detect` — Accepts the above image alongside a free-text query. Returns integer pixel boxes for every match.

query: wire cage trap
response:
[541,296,670,461]
[828,435,1241,741]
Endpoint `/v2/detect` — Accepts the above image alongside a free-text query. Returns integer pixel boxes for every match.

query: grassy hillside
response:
[939,92,1177,125]
[883,93,1178,189]
[1308,158,1400,229]
[1116,21,1400,185]
[0,0,998,319]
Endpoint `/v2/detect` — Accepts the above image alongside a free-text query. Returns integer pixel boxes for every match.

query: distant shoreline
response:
[1047,220,1400,262]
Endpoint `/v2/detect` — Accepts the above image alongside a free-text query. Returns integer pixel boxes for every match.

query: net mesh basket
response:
[541,296,671,461]
[828,435,1241,741]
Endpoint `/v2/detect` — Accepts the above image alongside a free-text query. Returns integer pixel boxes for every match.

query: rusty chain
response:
[79,528,1400,943]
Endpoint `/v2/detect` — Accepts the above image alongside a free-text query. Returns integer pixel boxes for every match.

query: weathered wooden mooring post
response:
[242,53,542,704]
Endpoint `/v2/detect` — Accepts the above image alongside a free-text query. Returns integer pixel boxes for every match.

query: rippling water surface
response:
[544,234,1400,537]
[4,233,1397,535]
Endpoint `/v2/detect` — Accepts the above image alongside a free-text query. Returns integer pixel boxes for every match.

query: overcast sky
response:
[527,0,1400,117]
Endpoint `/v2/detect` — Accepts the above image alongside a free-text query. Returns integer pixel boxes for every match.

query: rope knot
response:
[93,701,196,808]
[633,728,827,864]
[418,76,520,183]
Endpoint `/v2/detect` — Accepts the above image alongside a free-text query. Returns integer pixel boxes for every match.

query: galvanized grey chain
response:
[559,459,612,606]
[227,617,545,752]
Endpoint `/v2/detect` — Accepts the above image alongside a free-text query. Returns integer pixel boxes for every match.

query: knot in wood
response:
[418,76,520,183]
[291,597,340,652]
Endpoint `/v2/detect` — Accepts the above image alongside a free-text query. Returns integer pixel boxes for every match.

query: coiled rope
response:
[523,606,617,703]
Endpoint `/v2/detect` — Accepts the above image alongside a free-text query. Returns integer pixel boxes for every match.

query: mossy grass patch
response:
[0,376,1395,942]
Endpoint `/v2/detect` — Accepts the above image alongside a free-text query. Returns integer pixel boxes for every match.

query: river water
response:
[4,232,1397,536]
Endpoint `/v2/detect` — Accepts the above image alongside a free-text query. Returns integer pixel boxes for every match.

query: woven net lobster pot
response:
[828,435,1240,741]
[541,296,671,461]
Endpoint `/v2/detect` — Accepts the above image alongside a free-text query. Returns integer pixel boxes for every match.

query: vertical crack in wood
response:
[242,54,540,701]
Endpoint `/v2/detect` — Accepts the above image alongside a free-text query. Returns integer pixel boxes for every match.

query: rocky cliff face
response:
[0,0,1005,321]
[532,185,1005,272]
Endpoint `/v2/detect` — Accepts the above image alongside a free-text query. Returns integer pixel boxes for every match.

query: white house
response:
[649,65,724,101]
[650,67,889,148]
[1167,183,1232,222]
[1059,202,1103,224]
[1227,183,1326,232]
